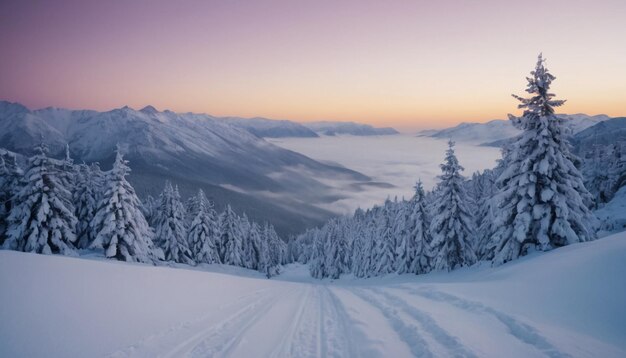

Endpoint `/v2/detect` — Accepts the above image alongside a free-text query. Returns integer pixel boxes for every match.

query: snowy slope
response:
[595,186,626,233]
[419,114,611,145]
[571,117,626,151]
[2,232,625,357]
[304,121,399,136]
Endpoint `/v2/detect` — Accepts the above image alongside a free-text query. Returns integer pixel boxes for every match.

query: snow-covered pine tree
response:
[219,205,244,267]
[239,213,255,269]
[265,223,285,268]
[476,150,508,261]
[491,54,597,266]
[0,151,23,244]
[60,144,77,191]
[407,180,433,274]
[429,140,476,271]
[154,182,194,265]
[74,163,98,249]
[141,195,158,226]
[323,219,348,279]
[245,222,263,269]
[257,229,275,278]
[90,147,163,263]
[89,162,105,203]
[308,228,326,279]
[349,208,367,277]
[394,201,413,274]
[3,143,77,255]
[355,210,377,278]
[187,189,220,264]
[372,200,396,276]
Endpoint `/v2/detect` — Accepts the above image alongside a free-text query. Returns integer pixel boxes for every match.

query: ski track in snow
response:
[108,284,360,358]
[398,286,571,358]
[107,283,591,358]
[268,285,357,358]
[107,288,274,358]
[366,287,478,358]
[349,288,436,358]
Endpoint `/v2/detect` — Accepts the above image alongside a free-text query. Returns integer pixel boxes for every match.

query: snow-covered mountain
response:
[418,113,612,145]
[0,101,372,235]
[225,117,319,138]
[303,121,399,136]
[571,117,626,151]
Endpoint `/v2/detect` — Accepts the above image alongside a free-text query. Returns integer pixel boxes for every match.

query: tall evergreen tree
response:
[239,213,254,268]
[394,202,413,274]
[0,151,23,244]
[89,162,105,203]
[429,140,476,271]
[258,230,275,278]
[187,189,220,264]
[74,163,98,249]
[220,205,244,266]
[245,222,263,269]
[407,181,433,274]
[372,201,396,275]
[491,54,597,265]
[323,219,348,279]
[309,228,326,279]
[154,182,194,264]
[90,147,163,263]
[3,144,77,255]
[141,195,158,226]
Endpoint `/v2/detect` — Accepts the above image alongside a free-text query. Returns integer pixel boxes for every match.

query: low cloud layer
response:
[269,135,501,214]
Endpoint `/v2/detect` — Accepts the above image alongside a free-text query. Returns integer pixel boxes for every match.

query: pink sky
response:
[1,0,625,130]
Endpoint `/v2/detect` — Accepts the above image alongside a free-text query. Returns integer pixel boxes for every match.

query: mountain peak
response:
[0,100,30,115]
[140,105,158,114]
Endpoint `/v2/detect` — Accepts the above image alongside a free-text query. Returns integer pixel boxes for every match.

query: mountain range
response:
[228,117,400,137]
[0,101,379,236]
[418,113,612,146]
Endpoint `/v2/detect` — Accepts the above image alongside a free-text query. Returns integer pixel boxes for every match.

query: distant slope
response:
[571,117,626,150]
[418,113,612,145]
[1,231,625,357]
[420,119,520,144]
[0,101,373,235]
[304,121,399,136]
[225,116,319,138]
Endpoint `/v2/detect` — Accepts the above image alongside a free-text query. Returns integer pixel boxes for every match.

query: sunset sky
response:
[1,0,625,130]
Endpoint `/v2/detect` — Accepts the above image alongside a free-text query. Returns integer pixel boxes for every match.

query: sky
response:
[1,0,625,130]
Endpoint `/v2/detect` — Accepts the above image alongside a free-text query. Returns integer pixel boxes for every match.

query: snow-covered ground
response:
[2,232,625,358]
[269,135,501,213]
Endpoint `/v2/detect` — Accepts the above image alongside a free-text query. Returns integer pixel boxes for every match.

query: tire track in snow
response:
[350,288,435,358]
[367,287,477,358]
[107,288,271,358]
[402,287,571,358]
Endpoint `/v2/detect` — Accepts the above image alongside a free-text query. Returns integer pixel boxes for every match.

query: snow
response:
[2,232,625,357]
[596,186,626,234]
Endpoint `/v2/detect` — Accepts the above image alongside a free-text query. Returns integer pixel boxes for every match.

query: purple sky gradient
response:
[1,0,625,129]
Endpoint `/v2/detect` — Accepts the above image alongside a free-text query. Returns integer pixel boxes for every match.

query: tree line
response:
[296,54,599,279]
[0,145,287,277]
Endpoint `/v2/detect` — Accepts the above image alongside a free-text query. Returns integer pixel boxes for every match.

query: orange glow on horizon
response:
[1,1,625,131]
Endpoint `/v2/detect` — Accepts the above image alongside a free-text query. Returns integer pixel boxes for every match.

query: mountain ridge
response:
[0,100,375,235]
